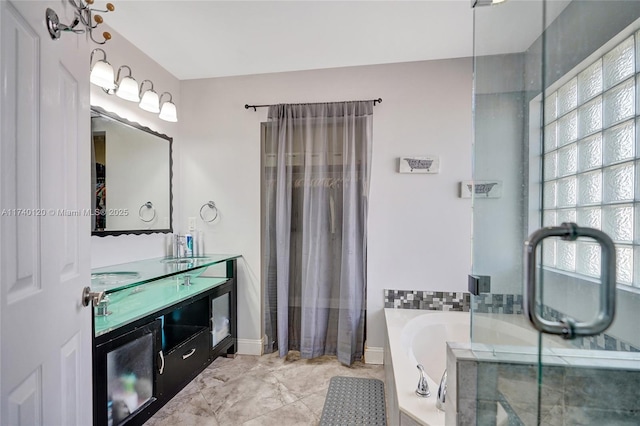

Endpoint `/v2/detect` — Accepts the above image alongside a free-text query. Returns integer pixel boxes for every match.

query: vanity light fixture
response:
[139,80,160,113]
[158,92,178,122]
[93,62,173,119]
[45,0,115,45]
[114,66,140,102]
[89,48,116,90]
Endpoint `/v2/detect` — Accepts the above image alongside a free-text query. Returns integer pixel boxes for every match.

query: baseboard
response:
[236,338,263,356]
[365,346,384,365]
[236,339,382,361]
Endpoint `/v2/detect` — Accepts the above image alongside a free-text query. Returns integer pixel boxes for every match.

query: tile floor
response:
[144,352,385,426]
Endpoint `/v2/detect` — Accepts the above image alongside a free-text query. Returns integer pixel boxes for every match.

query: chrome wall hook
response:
[45,1,115,45]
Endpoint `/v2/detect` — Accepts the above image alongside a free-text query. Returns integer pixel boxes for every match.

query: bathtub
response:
[384,309,469,426]
[384,309,570,426]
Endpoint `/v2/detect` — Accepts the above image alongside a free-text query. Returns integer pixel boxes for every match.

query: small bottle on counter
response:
[198,230,205,255]
[172,233,180,257]
[185,233,193,257]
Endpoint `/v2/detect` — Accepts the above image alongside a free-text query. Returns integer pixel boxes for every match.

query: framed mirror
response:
[91,106,173,236]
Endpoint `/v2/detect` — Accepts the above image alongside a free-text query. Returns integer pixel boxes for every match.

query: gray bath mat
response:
[319,376,387,426]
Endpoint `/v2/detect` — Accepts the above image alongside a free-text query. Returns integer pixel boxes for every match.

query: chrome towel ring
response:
[138,201,157,223]
[199,201,218,223]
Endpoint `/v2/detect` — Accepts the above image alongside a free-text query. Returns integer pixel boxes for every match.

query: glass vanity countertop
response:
[90,254,241,294]
[94,275,229,337]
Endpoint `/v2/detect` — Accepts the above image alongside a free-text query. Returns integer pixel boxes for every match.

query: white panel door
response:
[0,1,92,425]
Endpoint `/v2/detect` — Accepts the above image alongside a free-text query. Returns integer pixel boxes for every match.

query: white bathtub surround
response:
[383,308,581,425]
[384,309,470,425]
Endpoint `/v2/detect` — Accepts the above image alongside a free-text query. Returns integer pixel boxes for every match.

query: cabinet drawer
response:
[161,326,210,394]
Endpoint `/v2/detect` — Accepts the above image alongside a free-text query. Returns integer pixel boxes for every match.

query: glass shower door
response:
[472,0,640,424]
[535,1,640,424]
[471,0,547,423]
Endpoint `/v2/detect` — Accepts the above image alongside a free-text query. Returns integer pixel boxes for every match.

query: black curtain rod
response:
[244,98,382,112]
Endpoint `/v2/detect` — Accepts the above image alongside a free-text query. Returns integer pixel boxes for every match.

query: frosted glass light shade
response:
[90,60,115,90]
[159,101,178,122]
[139,90,160,113]
[115,76,140,102]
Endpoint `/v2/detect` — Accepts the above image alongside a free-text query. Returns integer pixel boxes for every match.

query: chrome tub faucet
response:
[436,370,447,411]
[416,364,430,397]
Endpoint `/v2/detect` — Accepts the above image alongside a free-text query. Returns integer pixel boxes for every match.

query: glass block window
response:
[542,32,640,288]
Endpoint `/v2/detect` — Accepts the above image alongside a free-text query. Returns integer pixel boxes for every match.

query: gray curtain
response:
[263,101,372,365]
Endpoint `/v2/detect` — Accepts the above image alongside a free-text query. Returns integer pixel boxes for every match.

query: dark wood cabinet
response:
[93,319,162,426]
[92,257,238,426]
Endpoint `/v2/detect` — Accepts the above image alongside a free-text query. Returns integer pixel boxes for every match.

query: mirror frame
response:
[91,106,174,237]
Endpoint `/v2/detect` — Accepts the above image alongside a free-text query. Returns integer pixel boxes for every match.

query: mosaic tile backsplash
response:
[384,289,638,352]
[472,293,524,314]
[383,290,470,311]
[383,290,524,313]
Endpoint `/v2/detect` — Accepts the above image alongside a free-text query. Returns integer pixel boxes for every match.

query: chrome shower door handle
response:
[524,222,616,339]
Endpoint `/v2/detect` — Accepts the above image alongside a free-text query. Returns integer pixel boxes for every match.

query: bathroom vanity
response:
[90,254,239,426]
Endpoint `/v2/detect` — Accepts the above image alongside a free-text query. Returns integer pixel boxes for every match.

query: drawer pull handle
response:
[159,350,165,375]
[182,348,196,360]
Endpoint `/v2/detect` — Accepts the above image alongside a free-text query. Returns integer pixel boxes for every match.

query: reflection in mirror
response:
[91,106,173,236]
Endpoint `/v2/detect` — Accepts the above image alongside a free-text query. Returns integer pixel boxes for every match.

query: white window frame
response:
[530,17,640,291]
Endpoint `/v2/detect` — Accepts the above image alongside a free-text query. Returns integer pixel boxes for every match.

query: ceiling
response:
[107,1,570,81]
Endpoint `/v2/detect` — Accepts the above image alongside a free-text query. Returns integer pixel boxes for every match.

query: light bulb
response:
[90,60,115,90]
[139,89,160,113]
[159,101,178,122]
[116,76,140,102]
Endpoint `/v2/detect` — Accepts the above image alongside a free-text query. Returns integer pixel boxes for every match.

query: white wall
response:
[179,59,473,351]
[90,25,180,268]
